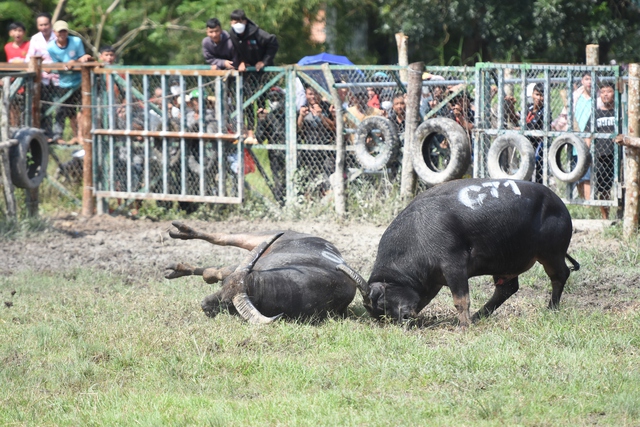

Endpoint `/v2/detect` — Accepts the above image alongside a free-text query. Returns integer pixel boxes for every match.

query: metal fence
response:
[1,61,629,216]
[473,64,622,208]
[91,68,245,212]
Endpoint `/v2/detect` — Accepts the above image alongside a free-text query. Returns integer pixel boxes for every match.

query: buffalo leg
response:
[540,257,571,309]
[445,271,472,327]
[169,221,271,250]
[472,276,519,322]
[165,263,237,284]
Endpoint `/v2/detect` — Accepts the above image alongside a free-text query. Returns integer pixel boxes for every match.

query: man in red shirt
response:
[4,22,30,62]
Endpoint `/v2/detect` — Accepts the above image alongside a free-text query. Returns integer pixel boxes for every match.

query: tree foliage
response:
[376,0,640,65]
[2,0,640,66]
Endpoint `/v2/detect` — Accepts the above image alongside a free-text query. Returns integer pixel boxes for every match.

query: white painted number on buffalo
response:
[458,180,521,209]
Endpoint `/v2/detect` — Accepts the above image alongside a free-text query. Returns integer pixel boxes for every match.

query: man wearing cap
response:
[47,20,92,143]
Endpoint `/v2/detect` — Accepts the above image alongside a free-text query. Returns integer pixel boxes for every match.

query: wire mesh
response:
[474,64,621,205]
[92,69,243,205]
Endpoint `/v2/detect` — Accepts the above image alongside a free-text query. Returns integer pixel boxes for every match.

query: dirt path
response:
[1,215,637,314]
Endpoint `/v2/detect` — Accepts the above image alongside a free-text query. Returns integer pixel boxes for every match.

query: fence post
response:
[624,64,640,237]
[586,44,599,67]
[286,66,298,204]
[396,33,408,83]
[401,62,423,198]
[28,56,42,128]
[1,76,17,219]
[81,65,94,217]
[321,63,345,216]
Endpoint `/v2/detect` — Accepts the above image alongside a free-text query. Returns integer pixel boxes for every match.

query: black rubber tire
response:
[548,134,591,182]
[9,128,49,189]
[412,117,471,185]
[354,116,399,171]
[487,133,535,181]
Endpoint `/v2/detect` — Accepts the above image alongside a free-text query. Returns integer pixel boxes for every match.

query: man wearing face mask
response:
[228,9,278,72]
[229,9,279,143]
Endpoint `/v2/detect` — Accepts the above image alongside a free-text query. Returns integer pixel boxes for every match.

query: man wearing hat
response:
[47,20,92,143]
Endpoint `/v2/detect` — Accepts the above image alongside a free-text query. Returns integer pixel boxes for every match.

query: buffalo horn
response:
[233,293,283,324]
[231,232,285,324]
[336,263,372,308]
[235,232,284,273]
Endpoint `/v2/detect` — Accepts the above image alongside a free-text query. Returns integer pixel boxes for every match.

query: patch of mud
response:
[1,215,638,314]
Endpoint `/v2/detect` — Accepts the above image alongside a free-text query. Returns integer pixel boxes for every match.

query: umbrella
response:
[296,53,363,92]
[297,53,354,66]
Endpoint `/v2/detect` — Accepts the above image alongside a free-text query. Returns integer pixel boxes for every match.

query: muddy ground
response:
[1,214,639,316]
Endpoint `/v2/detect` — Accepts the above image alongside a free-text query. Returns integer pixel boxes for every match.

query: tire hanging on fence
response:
[9,127,49,189]
[548,134,591,183]
[411,117,471,185]
[486,133,535,181]
[354,116,399,171]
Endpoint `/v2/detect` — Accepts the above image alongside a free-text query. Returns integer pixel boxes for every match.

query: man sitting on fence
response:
[47,20,92,144]
[229,9,279,144]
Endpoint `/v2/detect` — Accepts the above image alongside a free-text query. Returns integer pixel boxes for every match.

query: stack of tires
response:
[354,117,590,186]
[486,132,590,183]
[354,116,471,185]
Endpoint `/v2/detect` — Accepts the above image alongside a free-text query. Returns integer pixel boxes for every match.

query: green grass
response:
[1,263,639,426]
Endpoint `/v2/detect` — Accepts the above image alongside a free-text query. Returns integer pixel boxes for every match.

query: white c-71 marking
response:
[458,180,521,209]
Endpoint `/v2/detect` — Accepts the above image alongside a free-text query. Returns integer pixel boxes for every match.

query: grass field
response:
[1,249,639,426]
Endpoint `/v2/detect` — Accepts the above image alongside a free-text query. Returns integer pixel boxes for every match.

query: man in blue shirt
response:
[47,20,92,143]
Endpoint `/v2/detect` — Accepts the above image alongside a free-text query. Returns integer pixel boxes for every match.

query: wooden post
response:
[586,44,599,67]
[1,76,17,219]
[396,33,408,83]
[321,63,345,216]
[23,58,44,218]
[81,65,94,216]
[400,62,423,198]
[28,56,42,128]
[624,64,640,237]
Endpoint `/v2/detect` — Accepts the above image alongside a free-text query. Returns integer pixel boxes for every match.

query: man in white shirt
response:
[25,12,58,139]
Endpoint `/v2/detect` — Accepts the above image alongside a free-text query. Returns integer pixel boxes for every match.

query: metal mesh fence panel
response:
[1,72,34,131]
[475,64,621,208]
[414,66,476,193]
[92,68,244,206]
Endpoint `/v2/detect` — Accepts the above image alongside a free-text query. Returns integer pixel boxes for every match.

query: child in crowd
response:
[4,22,30,63]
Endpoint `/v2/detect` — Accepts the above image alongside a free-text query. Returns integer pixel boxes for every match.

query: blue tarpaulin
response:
[296,53,364,92]
[297,53,355,66]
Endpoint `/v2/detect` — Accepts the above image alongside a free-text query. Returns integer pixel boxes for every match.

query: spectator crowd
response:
[3,10,622,216]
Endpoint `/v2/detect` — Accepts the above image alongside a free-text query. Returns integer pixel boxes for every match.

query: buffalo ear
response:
[368,282,385,310]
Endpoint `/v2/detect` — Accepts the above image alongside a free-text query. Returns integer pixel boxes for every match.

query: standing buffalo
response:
[164,222,358,323]
[341,179,580,327]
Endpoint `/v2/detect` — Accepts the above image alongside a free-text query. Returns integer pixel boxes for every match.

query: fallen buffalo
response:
[341,179,580,327]
[164,222,358,324]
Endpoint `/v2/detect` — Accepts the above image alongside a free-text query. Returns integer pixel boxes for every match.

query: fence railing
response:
[0,60,630,217]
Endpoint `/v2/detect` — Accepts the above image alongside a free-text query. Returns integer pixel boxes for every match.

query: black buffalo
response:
[342,178,580,327]
[164,222,358,323]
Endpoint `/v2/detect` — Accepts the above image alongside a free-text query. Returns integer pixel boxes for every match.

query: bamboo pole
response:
[1,76,17,219]
[400,62,423,198]
[395,33,408,83]
[81,66,94,216]
[321,63,345,216]
[28,56,42,128]
[624,64,640,237]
